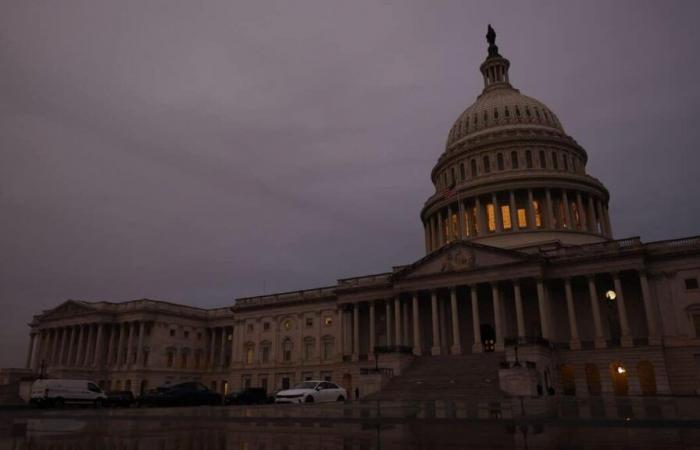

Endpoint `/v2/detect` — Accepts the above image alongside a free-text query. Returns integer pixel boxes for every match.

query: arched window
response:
[460,163,465,181]
[504,106,510,118]
[552,151,559,170]
[609,362,629,396]
[497,153,504,171]
[511,151,519,169]
[493,108,499,120]
[282,338,293,362]
[525,150,533,169]
[303,337,315,361]
[585,364,601,395]
[560,365,576,396]
[260,341,271,363]
[637,361,657,396]
[539,150,546,169]
[470,159,477,177]
[483,155,490,173]
[322,336,335,360]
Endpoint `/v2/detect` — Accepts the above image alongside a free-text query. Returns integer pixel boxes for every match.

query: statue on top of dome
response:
[486,24,500,57]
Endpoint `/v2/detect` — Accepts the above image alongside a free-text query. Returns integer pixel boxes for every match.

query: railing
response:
[235,287,336,308]
[645,235,700,252]
[539,237,643,259]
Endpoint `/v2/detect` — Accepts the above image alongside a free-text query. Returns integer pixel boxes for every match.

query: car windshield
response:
[293,382,318,390]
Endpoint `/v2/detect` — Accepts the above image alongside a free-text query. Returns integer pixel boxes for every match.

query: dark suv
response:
[224,387,271,405]
[137,382,222,407]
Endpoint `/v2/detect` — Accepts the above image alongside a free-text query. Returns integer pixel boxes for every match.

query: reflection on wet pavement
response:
[2,397,700,449]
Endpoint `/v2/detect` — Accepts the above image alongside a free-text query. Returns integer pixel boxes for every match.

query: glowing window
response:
[283,319,292,331]
[571,202,581,229]
[486,204,496,232]
[246,346,254,365]
[517,208,528,228]
[463,210,471,237]
[501,205,512,230]
[533,200,543,228]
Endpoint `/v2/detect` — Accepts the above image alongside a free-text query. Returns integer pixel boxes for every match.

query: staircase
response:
[368,353,504,401]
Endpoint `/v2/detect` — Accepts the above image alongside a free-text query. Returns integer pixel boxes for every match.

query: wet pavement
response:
[2,397,700,449]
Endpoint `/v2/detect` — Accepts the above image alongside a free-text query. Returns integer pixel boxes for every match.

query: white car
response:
[274,380,347,404]
[30,379,107,408]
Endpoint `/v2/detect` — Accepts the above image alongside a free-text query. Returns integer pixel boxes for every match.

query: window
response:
[693,314,700,337]
[470,159,477,177]
[142,350,149,367]
[88,383,101,393]
[245,344,254,365]
[282,339,293,362]
[501,205,512,230]
[194,353,201,369]
[261,343,270,363]
[306,317,314,328]
[450,167,456,186]
[497,153,504,171]
[483,155,490,173]
[166,351,174,368]
[511,151,518,169]
[685,278,699,290]
[525,150,533,168]
[539,150,546,169]
[486,203,496,232]
[263,322,271,331]
[517,208,527,228]
[571,202,582,229]
[246,323,254,333]
[533,200,543,228]
[184,331,189,338]
[283,319,292,331]
[504,106,510,117]
[460,163,465,181]
[493,108,498,119]
[304,338,315,360]
[227,332,232,341]
[324,316,333,327]
[170,329,176,337]
[552,151,559,170]
[180,352,188,369]
[322,337,335,360]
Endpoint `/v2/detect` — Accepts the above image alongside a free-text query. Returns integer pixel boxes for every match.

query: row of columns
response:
[207,326,233,370]
[338,270,658,359]
[425,188,612,252]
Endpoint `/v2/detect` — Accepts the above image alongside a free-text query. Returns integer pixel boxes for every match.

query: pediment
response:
[394,241,538,280]
[38,300,95,321]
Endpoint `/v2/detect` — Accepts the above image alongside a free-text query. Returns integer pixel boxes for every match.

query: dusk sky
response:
[2,0,699,366]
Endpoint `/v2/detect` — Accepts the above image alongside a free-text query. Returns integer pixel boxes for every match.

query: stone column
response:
[60,327,70,365]
[220,327,228,367]
[576,192,586,230]
[208,328,216,369]
[66,326,77,367]
[450,287,462,354]
[437,210,444,247]
[536,280,551,340]
[116,322,127,367]
[231,322,239,365]
[412,293,422,356]
[471,286,483,352]
[106,325,117,367]
[475,196,486,236]
[385,301,392,346]
[394,296,402,346]
[25,333,36,369]
[81,324,93,367]
[564,278,581,349]
[430,291,441,355]
[587,275,606,348]
[125,322,135,367]
[612,273,633,347]
[337,308,345,359]
[492,193,502,232]
[545,189,556,229]
[513,280,525,339]
[562,190,572,229]
[93,324,104,367]
[587,195,597,232]
[527,189,536,229]
[352,303,360,361]
[369,302,376,359]
[509,190,519,230]
[639,271,660,344]
[458,199,465,239]
[136,321,145,367]
[402,299,410,345]
[492,283,504,351]
[603,204,613,237]
[78,325,88,367]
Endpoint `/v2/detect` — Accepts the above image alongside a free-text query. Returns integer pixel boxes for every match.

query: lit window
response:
[571,202,582,229]
[501,205,512,230]
[283,320,292,331]
[324,317,333,327]
[463,210,471,237]
[685,278,699,290]
[486,204,496,232]
[517,208,528,228]
[245,345,254,365]
[533,200,543,228]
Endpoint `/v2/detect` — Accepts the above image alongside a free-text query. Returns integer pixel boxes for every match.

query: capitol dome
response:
[421,26,613,252]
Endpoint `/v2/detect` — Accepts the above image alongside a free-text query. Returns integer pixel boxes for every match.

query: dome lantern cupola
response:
[420,26,614,252]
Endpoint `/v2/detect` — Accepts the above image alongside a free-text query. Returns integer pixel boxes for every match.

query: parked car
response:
[30,379,107,408]
[224,387,271,405]
[136,382,222,407]
[106,390,135,407]
[274,380,346,404]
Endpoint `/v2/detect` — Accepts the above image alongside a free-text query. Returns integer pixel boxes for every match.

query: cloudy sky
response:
[2,0,699,366]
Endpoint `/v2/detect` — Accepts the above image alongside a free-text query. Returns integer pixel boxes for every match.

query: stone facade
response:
[20,29,700,398]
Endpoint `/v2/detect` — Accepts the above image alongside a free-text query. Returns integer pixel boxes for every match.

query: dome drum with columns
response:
[421,27,612,251]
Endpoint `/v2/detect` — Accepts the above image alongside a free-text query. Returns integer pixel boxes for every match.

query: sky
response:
[2,0,699,367]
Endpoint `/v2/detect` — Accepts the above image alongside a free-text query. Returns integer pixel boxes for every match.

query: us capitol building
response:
[16,28,700,400]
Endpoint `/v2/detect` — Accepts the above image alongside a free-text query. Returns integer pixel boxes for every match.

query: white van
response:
[30,379,107,407]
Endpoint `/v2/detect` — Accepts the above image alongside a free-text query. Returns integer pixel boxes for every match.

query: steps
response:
[369,353,504,401]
